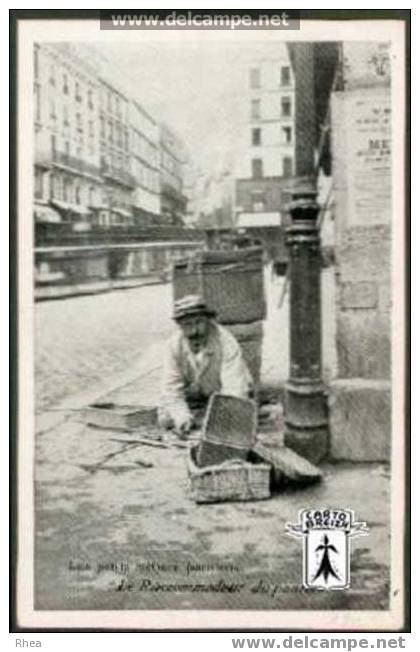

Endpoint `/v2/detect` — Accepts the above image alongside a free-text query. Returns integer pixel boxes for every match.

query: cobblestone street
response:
[35,282,174,412]
[34,270,295,413]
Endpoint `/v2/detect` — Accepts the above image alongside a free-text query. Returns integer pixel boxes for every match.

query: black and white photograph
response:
[12,11,408,632]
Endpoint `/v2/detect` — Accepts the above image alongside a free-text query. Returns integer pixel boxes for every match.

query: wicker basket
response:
[188,446,271,504]
[172,247,266,325]
[225,322,263,384]
[196,394,257,467]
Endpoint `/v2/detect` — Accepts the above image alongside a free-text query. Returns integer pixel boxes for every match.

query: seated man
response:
[158,294,252,436]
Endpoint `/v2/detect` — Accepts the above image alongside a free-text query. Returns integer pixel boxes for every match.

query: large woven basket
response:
[172,247,266,325]
[188,446,271,504]
[225,322,263,384]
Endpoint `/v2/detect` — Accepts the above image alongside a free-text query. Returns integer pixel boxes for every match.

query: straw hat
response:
[173,295,217,321]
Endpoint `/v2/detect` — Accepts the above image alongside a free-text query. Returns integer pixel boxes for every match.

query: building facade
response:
[34,43,103,226]
[129,101,161,224]
[234,47,296,239]
[98,78,135,225]
[33,43,188,231]
[243,52,296,180]
[327,41,392,462]
[233,46,296,259]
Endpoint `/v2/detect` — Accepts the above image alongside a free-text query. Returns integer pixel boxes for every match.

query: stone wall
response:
[327,43,392,462]
[35,241,203,288]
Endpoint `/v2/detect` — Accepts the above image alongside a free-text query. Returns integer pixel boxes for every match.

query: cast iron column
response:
[284,187,328,464]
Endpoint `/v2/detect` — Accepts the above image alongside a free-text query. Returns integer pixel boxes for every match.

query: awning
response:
[73,222,92,232]
[34,204,61,224]
[112,207,133,218]
[236,212,282,228]
[52,200,91,217]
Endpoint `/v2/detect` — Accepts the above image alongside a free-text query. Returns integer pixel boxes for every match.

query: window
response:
[75,185,81,205]
[88,89,93,109]
[63,179,69,202]
[251,158,263,179]
[49,99,56,120]
[250,67,261,89]
[34,47,39,79]
[108,120,113,143]
[75,82,81,102]
[100,116,105,139]
[63,74,68,94]
[252,191,265,212]
[49,173,56,200]
[251,99,261,120]
[51,135,56,157]
[64,141,70,158]
[34,84,41,122]
[283,156,293,177]
[67,180,74,203]
[282,126,292,144]
[49,64,56,86]
[281,97,291,117]
[53,175,64,201]
[252,128,261,146]
[281,66,291,86]
[76,113,83,133]
[63,105,69,127]
[35,169,43,199]
[89,121,94,138]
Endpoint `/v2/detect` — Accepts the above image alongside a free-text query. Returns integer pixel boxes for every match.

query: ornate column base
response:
[284,380,329,464]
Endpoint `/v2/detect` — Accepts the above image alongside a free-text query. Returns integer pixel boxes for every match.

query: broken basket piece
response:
[188,446,271,504]
[250,442,322,490]
[80,403,157,431]
[196,394,257,468]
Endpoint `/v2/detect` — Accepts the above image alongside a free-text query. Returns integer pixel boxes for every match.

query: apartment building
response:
[33,43,188,230]
[237,50,295,181]
[97,78,135,225]
[234,47,296,234]
[34,43,103,226]
[129,101,160,224]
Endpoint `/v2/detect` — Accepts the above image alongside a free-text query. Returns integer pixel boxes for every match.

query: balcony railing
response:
[161,182,187,204]
[52,151,101,178]
[34,150,53,168]
[100,161,136,188]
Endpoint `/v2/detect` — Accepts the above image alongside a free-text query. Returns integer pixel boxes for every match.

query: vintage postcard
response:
[12,10,408,631]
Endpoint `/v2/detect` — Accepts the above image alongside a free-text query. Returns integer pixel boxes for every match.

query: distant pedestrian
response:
[158,295,252,436]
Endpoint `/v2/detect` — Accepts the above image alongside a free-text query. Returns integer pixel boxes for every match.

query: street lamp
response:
[284,179,328,464]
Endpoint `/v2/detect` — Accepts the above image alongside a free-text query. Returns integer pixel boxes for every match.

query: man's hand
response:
[173,413,194,439]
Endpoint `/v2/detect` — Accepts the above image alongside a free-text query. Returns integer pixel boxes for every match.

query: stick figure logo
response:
[286,509,368,590]
[313,534,340,584]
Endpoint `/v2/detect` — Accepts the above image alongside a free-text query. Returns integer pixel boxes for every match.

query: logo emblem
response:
[286,509,368,590]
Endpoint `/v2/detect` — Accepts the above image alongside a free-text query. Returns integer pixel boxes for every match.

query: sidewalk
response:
[35,273,165,302]
[35,346,390,612]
